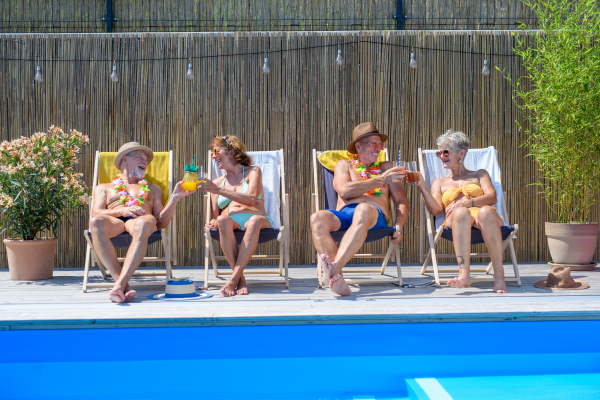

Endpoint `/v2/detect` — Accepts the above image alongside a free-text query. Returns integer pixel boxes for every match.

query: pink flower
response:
[125,199,135,206]
[360,171,368,178]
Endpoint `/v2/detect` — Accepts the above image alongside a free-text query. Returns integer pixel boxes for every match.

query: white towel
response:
[422,146,506,229]
[210,150,282,229]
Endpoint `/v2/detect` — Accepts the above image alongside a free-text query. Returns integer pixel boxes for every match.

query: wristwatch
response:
[471,199,475,207]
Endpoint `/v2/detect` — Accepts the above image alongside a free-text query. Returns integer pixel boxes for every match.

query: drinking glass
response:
[405,161,418,186]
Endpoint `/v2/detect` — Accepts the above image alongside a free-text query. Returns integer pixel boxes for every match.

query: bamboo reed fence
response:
[0,30,597,269]
[0,0,536,33]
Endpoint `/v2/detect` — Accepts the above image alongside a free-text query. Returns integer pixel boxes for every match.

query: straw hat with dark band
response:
[534,266,589,290]
[347,122,389,154]
[114,142,154,169]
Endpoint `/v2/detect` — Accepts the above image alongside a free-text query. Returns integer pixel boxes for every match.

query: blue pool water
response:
[1,321,600,399]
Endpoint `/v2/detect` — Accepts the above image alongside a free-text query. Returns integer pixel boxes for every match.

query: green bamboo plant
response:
[0,126,90,240]
[503,0,600,223]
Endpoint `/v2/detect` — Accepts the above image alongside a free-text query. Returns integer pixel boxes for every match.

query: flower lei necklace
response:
[112,174,149,206]
[350,154,383,197]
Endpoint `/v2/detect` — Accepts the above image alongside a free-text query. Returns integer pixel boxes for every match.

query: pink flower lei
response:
[112,174,149,206]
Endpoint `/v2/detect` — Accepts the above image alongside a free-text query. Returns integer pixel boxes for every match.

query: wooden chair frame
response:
[311,149,402,289]
[417,147,521,288]
[203,149,290,289]
[82,150,177,292]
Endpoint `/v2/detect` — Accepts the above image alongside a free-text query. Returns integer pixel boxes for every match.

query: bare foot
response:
[124,289,137,302]
[320,254,333,286]
[330,274,352,296]
[447,276,471,289]
[236,275,249,295]
[220,280,237,297]
[493,281,508,293]
[109,288,126,303]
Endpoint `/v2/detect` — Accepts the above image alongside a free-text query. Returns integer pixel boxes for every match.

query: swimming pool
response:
[2,320,599,399]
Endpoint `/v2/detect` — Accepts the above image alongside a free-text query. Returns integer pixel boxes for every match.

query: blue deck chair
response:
[417,147,521,288]
[203,150,290,289]
[82,150,177,292]
[311,149,402,288]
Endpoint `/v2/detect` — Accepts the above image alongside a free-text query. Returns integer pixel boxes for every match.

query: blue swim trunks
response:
[327,203,388,231]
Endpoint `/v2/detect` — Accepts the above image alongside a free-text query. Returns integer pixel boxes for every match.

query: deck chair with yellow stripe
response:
[82,150,178,292]
[311,149,403,288]
[417,146,521,288]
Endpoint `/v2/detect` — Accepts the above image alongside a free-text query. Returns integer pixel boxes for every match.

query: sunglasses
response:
[361,142,383,151]
[211,148,229,158]
[435,149,455,158]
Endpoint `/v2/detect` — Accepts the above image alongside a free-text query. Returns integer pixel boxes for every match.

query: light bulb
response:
[482,59,490,76]
[262,57,270,74]
[336,46,343,66]
[110,60,118,82]
[34,64,42,83]
[409,52,417,69]
[186,58,194,81]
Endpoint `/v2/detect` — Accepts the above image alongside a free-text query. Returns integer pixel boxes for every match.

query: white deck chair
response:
[203,150,290,289]
[418,146,521,288]
[82,151,177,292]
[311,149,402,288]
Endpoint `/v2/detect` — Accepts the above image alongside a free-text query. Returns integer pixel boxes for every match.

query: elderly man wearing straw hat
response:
[89,142,196,303]
[311,122,410,296]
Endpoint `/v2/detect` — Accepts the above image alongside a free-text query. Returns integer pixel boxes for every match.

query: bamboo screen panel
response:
[0,0,536,32]
[0,31,597,269]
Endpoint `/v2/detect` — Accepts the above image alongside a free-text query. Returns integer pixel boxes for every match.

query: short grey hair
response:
[436,129,470,152]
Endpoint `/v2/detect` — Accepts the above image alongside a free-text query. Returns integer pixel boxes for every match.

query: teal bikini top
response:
[217,165,262,209]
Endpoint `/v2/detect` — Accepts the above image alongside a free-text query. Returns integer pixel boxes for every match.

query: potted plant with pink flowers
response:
[0,126,90,280]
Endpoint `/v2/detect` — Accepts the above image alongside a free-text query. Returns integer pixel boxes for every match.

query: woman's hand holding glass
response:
[196,179,219,193]
[415,172,427,189]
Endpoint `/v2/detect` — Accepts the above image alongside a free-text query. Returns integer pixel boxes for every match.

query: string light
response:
[110,60,118,82]
[409,48,417,69]
[34,58,42,83]
[262,51,270,74]
[336,44,343,66]
[186,57,194,80]
[481,56,490,76]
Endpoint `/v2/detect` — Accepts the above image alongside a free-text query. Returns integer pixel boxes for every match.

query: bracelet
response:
[471,199,475,207]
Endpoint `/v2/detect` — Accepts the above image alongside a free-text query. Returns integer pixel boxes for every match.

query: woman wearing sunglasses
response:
[197,135,273,297]
[415,130,508,293]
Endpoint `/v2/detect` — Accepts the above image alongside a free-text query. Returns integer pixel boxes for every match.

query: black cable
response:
[0,38,517,62]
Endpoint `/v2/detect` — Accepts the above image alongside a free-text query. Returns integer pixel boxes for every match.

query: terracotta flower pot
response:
[545,222,599,265]
[3,238,59,280]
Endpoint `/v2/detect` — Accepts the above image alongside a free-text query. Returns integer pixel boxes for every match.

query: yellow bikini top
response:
[442,184,484,209]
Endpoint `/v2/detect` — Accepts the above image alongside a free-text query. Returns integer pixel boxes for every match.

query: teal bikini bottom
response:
[230,213,273,228]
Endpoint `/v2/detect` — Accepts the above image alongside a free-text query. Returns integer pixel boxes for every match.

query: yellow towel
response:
[317,150,391,226]
[317,150,386,171]
[99,152,170,205]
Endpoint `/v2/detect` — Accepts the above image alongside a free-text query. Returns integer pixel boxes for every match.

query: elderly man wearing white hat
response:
[89,142,195,303]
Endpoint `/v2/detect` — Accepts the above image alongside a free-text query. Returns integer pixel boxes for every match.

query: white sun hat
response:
[147,279,213,301]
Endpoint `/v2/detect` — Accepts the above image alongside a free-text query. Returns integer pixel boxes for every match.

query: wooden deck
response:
[1,263,599,329]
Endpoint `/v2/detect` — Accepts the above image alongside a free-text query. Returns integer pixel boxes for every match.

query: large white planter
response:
[545,222,599,265]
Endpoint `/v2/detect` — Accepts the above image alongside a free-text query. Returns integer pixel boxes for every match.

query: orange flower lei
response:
[350,154,383,197]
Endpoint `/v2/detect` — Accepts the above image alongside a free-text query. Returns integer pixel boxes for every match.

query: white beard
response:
[131,166,146,179]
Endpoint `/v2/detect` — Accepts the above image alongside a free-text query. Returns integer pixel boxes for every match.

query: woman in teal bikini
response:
[198,135,272,297]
